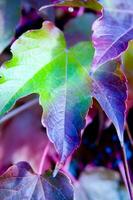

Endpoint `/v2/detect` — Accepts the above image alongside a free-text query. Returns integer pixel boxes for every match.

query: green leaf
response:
[55,0,102,11]
[0,0,21,53]
[0,22,127,165]
[0,22,66,115]
[0,22,93,164]
[122,41,133,110]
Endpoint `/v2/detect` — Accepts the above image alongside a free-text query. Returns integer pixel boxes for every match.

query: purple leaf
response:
[91,61,127,145]
[0,162,73,200]
[92,0,133,69]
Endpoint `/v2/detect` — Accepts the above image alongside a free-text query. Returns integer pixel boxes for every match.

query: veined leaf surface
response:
[92,0,133,69]
[0,162,73,200]
[0,22,127,164]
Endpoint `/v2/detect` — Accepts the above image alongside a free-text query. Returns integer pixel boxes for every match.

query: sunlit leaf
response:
[0,23,93,165]
[0,22,127,165]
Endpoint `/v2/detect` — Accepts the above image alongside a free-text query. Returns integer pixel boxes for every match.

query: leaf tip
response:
[42,21,56,31]
[42,21,62,38]
[53,162,63,178]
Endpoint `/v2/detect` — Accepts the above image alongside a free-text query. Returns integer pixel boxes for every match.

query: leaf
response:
[92,0,133,69]
[74,167,129,200]
[122,41,133,110]
[0,162,73,200]
[91,61,127,145]
[0,22,93,165]
[64,13,97,46]
[36,42,94,164]
[0,22,127,165]
[0,0,21,53]
[39,0,102,12]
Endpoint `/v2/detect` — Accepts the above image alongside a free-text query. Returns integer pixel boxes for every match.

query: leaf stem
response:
[118,161,128,190]
[38,142,50,175]
[77,7,85,16]
[0,98,38,124]
[121,144,133,200]
[95,108,104,145]
[125,122,133,147]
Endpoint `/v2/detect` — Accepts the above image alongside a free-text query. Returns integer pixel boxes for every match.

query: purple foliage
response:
[0,162,73,200]
[92,0,133,69]
[91,61,127,145]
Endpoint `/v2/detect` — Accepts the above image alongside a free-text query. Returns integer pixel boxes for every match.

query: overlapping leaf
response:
[40,0,102,12]
[0,22,127,165]
[0,0,21,53]
[0,162,73,200]
[55,0,102,11]
[0,22,93,165]
[122,41,133,110]
[92,0,133,69]
[64,13,97,46]
[91,61,127,145]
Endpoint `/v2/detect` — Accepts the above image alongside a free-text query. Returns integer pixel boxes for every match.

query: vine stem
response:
[0,98,38,124]
[121,144,133,200]
[125,123,133,147]
[38,142,50,175]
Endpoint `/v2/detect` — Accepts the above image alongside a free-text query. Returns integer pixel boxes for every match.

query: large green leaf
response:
[0,22,93,164]
[0,22,127,165]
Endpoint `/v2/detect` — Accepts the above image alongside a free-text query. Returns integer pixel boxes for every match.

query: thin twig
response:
[38,142,50,175]
[0,98,38,124]
[121,145,133,200]
[125,122,133,147]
